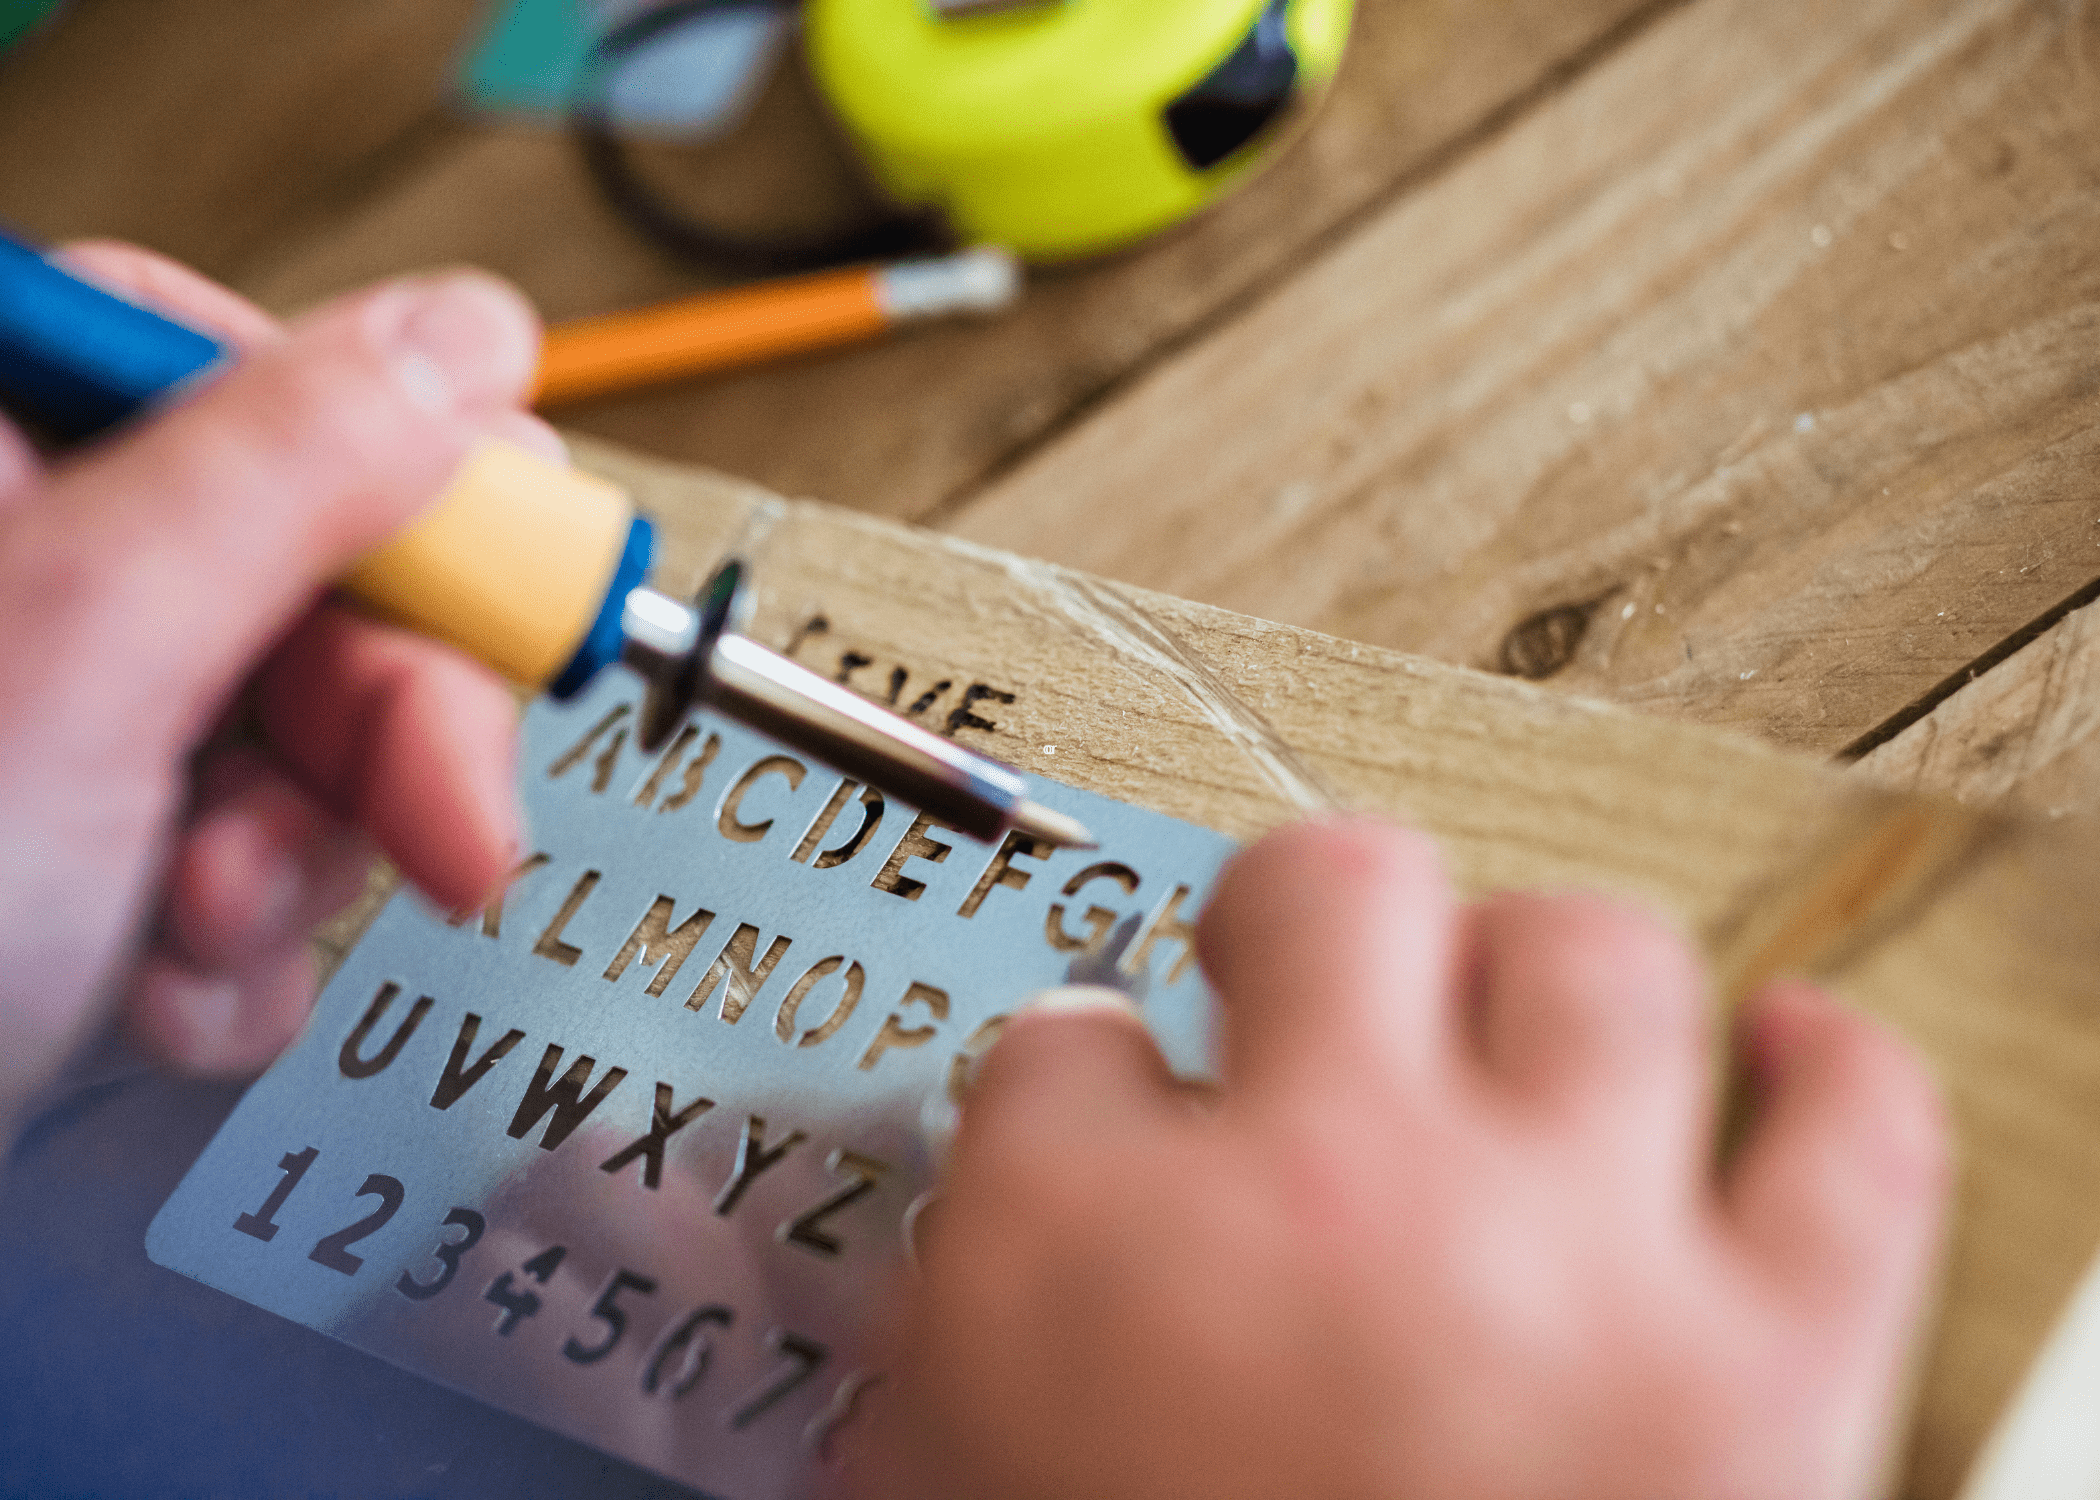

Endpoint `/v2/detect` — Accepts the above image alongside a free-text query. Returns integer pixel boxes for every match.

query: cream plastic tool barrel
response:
[340,441,636,689]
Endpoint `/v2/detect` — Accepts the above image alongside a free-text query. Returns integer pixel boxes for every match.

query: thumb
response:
[963,987,1181,1152]
[3,270,539,751]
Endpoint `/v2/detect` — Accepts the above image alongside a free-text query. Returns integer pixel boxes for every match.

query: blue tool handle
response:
[0,230,228,442]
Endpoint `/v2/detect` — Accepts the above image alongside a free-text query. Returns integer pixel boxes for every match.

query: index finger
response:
[55,240,282,351]
[1195,817,1460,1106]
[0,240,251,503]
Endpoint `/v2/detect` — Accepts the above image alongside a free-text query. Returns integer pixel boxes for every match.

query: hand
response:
[841,818,1949,1499]
[0,243,551,1129]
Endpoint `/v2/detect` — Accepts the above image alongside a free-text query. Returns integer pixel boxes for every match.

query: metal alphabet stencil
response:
[148,675,1236,1500]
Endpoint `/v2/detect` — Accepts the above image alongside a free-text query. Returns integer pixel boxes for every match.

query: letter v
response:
[430,1013,527,1110]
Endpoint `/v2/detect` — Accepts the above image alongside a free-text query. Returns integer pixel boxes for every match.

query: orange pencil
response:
[534,246,1020,407]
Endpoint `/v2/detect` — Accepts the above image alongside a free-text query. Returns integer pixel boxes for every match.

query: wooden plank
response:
[948,0,2100,759]
[1856,596,2100,820]
[232,49,890,322]
[227,0,1673,520]
[443,438,2095,1500]
[0,0,484,278]
[1837,820,2100,1499]
[1846,597,2100,1495]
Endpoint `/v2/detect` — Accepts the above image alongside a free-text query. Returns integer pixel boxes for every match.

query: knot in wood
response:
[1499,600,1600,680]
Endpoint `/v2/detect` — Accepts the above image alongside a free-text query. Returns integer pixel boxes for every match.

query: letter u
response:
[339,982,436,1080]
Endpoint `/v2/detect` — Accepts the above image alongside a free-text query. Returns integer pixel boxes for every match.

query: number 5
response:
[564,1269,659,1364]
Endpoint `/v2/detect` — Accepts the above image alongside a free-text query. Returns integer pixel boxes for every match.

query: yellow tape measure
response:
[580,0,1356,268]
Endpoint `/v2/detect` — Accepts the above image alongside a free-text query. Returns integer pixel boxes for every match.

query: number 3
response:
[396,1208,487,1302]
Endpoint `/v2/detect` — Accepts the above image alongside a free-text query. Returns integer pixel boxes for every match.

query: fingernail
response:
[1019,985,1147,1022]
[484,409,570,465]
[384,272,540,416]
[170,975,242,1069]
[246,847,305,952]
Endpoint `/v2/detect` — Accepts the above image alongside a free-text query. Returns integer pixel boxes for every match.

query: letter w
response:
[508,1045,630,1150]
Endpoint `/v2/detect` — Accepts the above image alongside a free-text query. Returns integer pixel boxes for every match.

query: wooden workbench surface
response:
[3,0,2095,785]
[3,2,2099,1496]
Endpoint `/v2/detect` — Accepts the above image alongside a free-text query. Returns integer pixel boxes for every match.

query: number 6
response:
[643,1304,732,1398]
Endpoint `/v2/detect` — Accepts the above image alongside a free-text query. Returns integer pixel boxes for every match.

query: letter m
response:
[507,1044,629,1151]
[603,896,715,996]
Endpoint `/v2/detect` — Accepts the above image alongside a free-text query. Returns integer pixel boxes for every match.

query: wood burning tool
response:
[0,231,1092,850]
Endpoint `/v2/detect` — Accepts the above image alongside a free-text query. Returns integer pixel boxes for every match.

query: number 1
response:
[234,1147,318,1243]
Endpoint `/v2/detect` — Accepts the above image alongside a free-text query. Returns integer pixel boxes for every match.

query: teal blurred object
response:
[462,0,601,112]
[462,0,786,134]
[0,0,65,51]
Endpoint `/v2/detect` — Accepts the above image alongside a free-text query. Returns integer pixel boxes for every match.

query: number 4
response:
[483,1245,567,1336]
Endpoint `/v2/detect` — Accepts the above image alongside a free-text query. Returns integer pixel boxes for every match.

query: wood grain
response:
[0,0,483,277]
[504,439,2099,1500]
[950,0,2100,759]
[223,0,1673,522]
[1858,596,2100,821]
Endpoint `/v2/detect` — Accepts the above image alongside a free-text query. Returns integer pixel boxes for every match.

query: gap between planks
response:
[945,0,2100,764]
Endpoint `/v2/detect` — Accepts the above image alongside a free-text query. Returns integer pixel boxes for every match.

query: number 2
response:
[308,1174,406,1276]
[396,1208,486,1302]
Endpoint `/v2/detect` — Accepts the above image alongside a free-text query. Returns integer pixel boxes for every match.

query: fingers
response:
[258,602,520,912]
[1728,982,1950,1335]
[1197,817,1457,1103]
[55,239,283,349]
[137,750,371,1074]
[56,242,561,466]
[133,748,375,1077]
[965,988,1181,1150]
[163,748,374,971]
[0,417,40,510]
[9,268,539,752]
[1469,892,1712,1168]
[486,408,569,464]
[129,946,319,1079]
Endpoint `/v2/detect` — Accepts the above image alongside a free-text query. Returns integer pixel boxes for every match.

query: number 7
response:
[728,1330,828,1430]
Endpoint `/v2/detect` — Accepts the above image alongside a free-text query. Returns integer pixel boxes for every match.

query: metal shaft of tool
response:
[620,585,1092,848]
[708,635,1089,846]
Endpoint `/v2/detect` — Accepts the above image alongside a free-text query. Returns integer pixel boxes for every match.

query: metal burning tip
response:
[619,559,1098,851]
